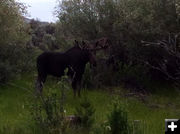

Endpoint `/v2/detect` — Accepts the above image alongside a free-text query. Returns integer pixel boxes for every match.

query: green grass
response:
[0,73,180,134]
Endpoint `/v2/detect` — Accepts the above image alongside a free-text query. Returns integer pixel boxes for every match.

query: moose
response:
[35,37,110,97]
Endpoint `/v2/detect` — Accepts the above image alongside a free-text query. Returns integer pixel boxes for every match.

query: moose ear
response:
[74,40,79,47]
[95,41,99,47]
[74,40,78,44]
[82,41,87,49]
[82,41,86,45]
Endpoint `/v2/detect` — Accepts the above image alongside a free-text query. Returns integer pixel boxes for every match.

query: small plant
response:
[107,99,132,134]
[75,96,95,129]
[0,125,25,134]
[30,70,70,134]
[31,92,67,134]
[82,63,94,88]
[132,120,144,134]
[93,120,112,134]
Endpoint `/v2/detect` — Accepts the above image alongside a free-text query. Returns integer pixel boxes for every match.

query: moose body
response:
[37,52,69,78]
[36,38,110,97]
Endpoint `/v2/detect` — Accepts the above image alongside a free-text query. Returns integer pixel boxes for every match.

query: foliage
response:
[29,19,58,51]
[131,120,144,134]
[55,0,180,88]
[1,74,180,134]
[0,38,38,82]
[30,74,70,134]
[0,0,38,83]
[56,0,179,40]
[118,63,150,90]
[107,99,132,134]
[140,34,180,83]
[0,0,28,45]
[75,96,95,129]
[82,63,95,88]
[31,93,67,134]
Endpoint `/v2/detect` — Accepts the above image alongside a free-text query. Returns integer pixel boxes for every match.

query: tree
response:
[0,0,32,82]
[55,0,180,87]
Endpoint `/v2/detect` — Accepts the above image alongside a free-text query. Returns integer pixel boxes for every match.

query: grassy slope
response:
[0,73,180,134]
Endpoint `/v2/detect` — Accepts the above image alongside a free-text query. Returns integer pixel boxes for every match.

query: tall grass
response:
[0,74,180,134]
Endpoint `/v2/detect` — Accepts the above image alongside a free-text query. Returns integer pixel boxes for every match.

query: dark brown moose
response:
[35,37,110,97]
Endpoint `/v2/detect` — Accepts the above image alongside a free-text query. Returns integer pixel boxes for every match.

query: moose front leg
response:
[77,82,81,97]
[77,76,82,97]
[35,78,43,95]
[72,74,82,97]
[72,79,77,97]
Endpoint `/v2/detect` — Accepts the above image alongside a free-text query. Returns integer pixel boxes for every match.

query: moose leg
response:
[77,81,81,97]
[72,79,77,97]
[35,74,47,95]
[72,73,82,97]
[35,76,43,94]
[77,75,83,97]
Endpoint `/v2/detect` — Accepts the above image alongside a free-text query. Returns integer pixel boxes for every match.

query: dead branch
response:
[140,34,180,83]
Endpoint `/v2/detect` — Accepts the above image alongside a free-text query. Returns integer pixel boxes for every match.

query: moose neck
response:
[65,46,90,65]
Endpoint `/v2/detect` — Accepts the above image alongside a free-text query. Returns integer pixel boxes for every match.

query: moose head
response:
[75,37,111,68]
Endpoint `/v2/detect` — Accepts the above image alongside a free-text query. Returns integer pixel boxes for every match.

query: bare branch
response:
[140,34,180,83]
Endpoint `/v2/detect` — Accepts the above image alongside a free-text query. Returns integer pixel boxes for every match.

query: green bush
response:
[30,74,70,134]
[0,126,25,134]
[107,100,132,134]
[31,93,67,134]
[118,63,150,90]
[75,96,95,129]
[0,44,38,83]
[0,62,13,82]
[55,0,179,88]
[82,63,95,88]
[0,0,37,83]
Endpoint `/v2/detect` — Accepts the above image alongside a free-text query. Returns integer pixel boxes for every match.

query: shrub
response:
[131,120,144,134]
[31,93,66,134]
[118,63,150,90]
[0,0,36,83]
[30,74,70,134]
[55,0,179,88]
[107,100,132,134]
[0,44,38,83]
[75,96,95,129]
[0,62,13,82]
[82,63,95,88]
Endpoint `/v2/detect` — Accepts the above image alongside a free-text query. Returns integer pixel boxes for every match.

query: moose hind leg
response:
[35,74,46,95]
[35,77,42,95]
